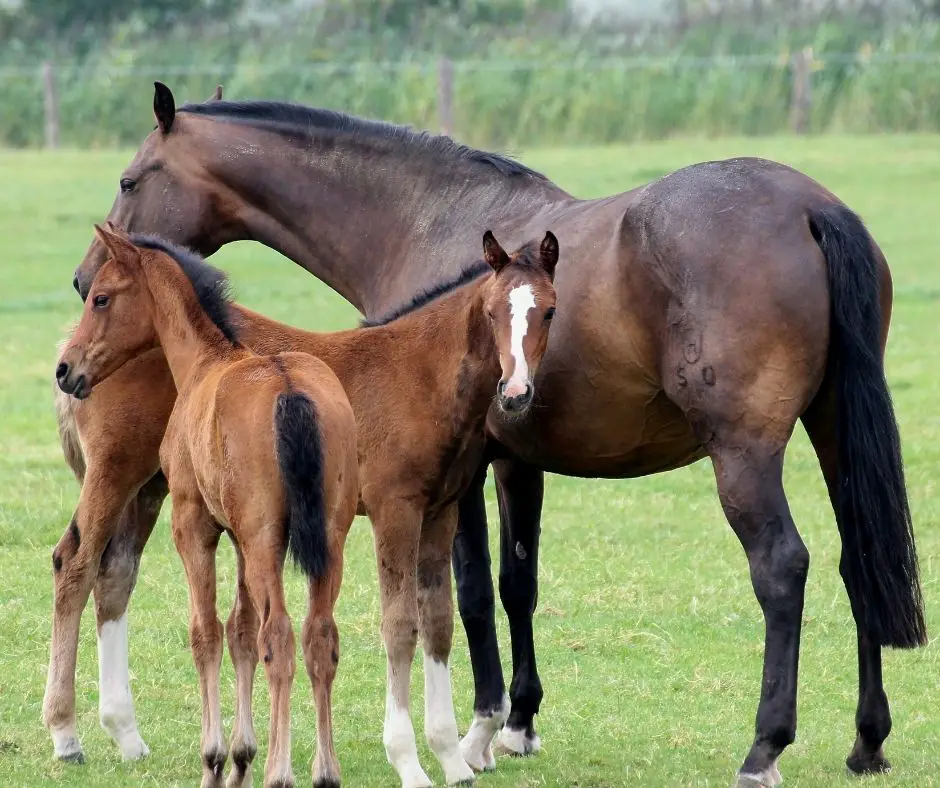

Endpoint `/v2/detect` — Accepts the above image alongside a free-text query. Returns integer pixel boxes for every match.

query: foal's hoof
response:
[52,735,85,765]
[57,748,86,765]
[846,749,891,775]
[494,725,540,757]
[117,733,150,761]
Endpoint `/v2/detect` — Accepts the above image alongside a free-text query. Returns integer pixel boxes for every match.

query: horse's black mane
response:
[179,99,546,180]
[130,234,241,345]
[361,260,491,328]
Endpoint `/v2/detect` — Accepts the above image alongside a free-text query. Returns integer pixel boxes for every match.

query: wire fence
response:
[4,50,940,148]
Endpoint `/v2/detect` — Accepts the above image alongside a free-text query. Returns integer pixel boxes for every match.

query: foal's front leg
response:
[418,505,475,785]
[371,499,432,788]
[172,495,227,788]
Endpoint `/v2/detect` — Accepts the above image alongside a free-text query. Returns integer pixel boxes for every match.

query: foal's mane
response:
[361,239,544,328]
[361,261,490,328]
[178,99,547,180]
[129,235,241,345]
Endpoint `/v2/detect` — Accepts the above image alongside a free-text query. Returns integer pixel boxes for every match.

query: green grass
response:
[1,136,939,787]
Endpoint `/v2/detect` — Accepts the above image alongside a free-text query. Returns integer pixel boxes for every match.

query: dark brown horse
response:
[49,83,925,786]
[58,225,559,787]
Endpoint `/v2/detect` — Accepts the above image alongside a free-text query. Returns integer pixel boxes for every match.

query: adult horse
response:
[49,83,924,786]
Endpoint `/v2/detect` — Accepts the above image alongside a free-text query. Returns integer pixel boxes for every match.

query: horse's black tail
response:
[809,203,927,648]
[274,390,329,578]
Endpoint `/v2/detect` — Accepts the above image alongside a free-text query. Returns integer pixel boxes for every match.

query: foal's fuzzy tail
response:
[810,203,927,648]
[274,391,329,578]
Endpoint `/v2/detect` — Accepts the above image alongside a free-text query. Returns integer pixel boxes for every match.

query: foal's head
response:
[57,226,162,399]
[481,231,559,415]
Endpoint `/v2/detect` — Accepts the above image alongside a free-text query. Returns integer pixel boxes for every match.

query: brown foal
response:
[57,226,560,787]
[57,226,360,788]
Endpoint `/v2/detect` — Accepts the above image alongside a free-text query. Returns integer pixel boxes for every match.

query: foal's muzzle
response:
[56,361,89,400]
[497,380,534,413]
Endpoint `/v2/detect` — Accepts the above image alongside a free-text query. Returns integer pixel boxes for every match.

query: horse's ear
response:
[539,231,559,280]
[94,223,140,266]
[103,220,129,239]
[207,84,223,102]
[482,230,510,273]
[153,81,176,134]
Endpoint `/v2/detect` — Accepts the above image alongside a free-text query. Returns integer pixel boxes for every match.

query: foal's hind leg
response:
[172,495,227,788]
[802,383,892,774]
[417,505,475,785]
[226,543,260,788]
[302,528,349,788]
[93,472,168,761]
[241,542,296,788]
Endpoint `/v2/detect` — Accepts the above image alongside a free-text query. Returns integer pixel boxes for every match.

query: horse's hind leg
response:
[93,471,168,761]
[225,542,259,788]
[707,434,809,787]
[801,381,892,774]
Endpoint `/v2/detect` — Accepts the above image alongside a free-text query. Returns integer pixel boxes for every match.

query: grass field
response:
[1,136,939,787]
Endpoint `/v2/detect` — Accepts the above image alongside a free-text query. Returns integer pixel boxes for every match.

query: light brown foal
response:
[57,225,359,788]
[55,226,559,787]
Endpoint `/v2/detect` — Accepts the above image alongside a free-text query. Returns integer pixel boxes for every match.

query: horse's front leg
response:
[43,462,148,763]
[492,457,545,757]
[93,472,168,761]
[454,461,508,772]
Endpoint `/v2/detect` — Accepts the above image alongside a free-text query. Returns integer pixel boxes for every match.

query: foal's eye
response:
[544,307,556,321]
[119,178,136,193]
[93,294,110,309]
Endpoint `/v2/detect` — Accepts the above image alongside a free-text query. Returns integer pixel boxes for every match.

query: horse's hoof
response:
[735,763,782,788]
[494,726,540,757]
[118,734,150,761]
[52,733,85,765]
[846,750,891,776]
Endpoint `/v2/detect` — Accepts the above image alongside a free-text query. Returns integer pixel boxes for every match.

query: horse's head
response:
[58,225,157,399]
[73,82,229,300]
[480,230,559,415]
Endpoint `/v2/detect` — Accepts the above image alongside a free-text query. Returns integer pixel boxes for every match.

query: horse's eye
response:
[93,294,110,309]
[545,306,556,321]
[119,178,136,193]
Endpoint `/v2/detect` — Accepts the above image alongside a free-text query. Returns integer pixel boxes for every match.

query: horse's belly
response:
[488,382,704,478]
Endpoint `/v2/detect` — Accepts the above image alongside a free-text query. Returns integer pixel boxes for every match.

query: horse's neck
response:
[198,127,564,318]
[142,264,241,391]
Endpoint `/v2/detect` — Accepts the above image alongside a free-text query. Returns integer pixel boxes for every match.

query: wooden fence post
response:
[789,47,812,134]
[42,61,59,149]
[437,56,454,137]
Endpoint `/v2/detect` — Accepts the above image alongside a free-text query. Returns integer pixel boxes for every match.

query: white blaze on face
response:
[506,284,536,398]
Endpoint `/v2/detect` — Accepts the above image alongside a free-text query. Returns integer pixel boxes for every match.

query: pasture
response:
[1,135,939,786]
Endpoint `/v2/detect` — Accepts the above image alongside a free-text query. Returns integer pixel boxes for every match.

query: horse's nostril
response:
[56,362,69,380]
[72,274,80,294]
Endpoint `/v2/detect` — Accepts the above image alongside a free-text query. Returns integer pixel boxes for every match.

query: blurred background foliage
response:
[4,0,940,146]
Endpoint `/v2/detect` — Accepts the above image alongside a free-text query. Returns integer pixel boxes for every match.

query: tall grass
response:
[3,22,940,147]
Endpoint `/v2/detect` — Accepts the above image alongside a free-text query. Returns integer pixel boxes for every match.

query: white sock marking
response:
[384,679,432,788]
[460,693,509,772]
[98,614,148,759]
[507,285,536,393]
[423,655,474,784]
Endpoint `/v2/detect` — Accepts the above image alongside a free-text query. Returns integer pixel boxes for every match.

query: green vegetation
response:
[1,137,939,786]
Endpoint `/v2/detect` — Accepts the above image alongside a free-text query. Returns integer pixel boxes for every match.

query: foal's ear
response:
[482,230,510,273]
[207,84,223,102]
[103,220,129,239]
[94,224,140,266]
[153,81,176,134]
[539,231,559,280]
